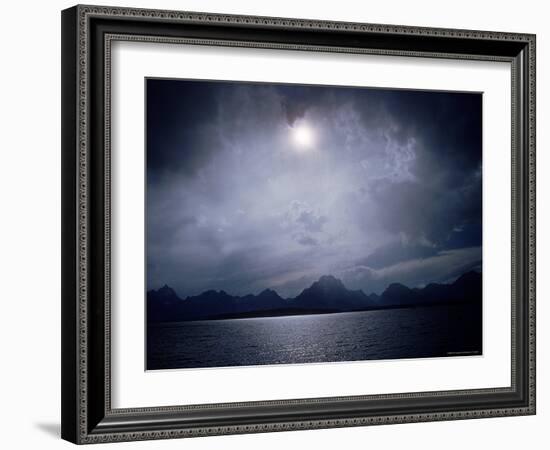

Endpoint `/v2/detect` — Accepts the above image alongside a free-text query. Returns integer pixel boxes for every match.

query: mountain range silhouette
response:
[147,271,481,323]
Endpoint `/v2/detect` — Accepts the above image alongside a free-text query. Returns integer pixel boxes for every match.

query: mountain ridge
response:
[148,271,481,323]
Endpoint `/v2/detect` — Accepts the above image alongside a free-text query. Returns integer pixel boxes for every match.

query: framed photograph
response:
[61,5,536,444]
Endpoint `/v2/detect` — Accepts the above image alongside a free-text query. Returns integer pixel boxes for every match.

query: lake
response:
[147,302,482,370]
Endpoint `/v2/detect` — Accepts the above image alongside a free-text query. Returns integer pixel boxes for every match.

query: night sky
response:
[146,79,482,298]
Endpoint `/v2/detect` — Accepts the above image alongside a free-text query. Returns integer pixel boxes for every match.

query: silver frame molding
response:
[61,4,536,444]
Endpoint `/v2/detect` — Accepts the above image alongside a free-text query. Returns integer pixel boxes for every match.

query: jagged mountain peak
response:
[386,282,408,289]
[147,271,482,322]
[317,274,341,283]
[310,275,346,290]
[295,275,369,310]
[453,270,481,285]
[156,284,176,293]
[258,288,282,298]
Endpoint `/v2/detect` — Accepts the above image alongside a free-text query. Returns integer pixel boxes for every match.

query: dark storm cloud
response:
[282,97,308,126]
[147,79,224,177]
[360,239,439,270]
[147,79,482,297]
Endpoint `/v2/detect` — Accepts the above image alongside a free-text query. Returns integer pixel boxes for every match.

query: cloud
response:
[282,97,308,126]
[272,273,320,299]
[283,200,328,232]
[339,247,482,294]
[360,237,438,269]
[297,209,328,232]
[146,79,482,298]
[280,200,329,247]
[295,233,319,247]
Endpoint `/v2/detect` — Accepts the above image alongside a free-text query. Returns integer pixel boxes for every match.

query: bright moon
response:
[292,124,314,149]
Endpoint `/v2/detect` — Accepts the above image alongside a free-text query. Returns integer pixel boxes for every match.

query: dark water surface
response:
[147,303,482,370]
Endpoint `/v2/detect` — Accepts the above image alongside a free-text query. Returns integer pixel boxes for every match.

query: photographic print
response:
[146,78,482,371]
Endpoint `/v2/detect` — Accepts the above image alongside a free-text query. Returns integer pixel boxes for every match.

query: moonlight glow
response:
[292,123,314,149]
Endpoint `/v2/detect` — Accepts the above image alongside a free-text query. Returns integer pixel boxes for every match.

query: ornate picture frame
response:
[61,5,536,444]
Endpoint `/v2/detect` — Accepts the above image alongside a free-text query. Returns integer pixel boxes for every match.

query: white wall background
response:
[0,0,545,448]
